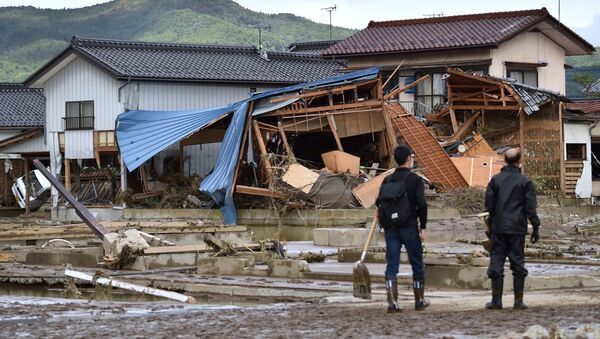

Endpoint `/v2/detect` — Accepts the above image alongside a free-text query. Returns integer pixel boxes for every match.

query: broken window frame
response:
[566,143,587,161]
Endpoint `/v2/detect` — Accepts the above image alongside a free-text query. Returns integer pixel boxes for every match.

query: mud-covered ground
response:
[2,290,599,339]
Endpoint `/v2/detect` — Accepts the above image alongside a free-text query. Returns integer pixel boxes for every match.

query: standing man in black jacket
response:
[376,144,429,313]
[484,148,540,310]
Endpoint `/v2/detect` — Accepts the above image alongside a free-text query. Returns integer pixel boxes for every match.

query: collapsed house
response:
[116,68,471,224]
[424,68,568,193]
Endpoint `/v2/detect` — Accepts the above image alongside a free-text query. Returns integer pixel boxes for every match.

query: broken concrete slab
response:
[313,228,384,247]
[267,259,310,278]
[196,257,252,276]
[25,247,103,268]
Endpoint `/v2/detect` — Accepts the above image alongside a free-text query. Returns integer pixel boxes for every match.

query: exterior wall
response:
[563,122,592,198]
[0,130,19,142]
[0,134,47,154]
[44,57,123,132]
[490,32,566,93]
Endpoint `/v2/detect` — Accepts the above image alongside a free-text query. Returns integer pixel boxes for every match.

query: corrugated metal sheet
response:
[199,102,249,224]
[65,130,94,159]
[386,103,467,191]
[116,105,236,172]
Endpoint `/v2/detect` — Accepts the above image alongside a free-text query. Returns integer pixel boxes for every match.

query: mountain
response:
[0,0,356,82]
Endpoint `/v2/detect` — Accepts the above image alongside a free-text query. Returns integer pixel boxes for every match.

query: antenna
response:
[321,4,337,40]
[251,24,271,53]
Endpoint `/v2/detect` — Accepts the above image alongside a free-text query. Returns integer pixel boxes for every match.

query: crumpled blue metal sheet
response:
[116,105,236,172]
[199,102,249,224]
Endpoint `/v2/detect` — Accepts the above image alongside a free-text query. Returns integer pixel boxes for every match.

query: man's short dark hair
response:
[394,144,413,164]
[504,148,521,165]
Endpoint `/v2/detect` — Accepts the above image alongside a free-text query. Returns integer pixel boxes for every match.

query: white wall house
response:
[4,36,343,207]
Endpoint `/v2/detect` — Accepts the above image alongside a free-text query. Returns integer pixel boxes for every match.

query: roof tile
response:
[0,87,45,128]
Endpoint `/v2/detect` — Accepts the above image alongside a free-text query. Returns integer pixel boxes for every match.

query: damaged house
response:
[0,36,344,211]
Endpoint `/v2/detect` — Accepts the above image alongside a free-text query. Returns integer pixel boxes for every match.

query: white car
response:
[11,169,51,210]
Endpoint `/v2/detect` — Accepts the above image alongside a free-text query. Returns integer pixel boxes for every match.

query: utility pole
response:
[251,24,271,53]
[558,0,561,22]
[321,5,337,41]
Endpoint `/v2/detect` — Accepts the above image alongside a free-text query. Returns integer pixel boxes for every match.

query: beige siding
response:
[490,32,566,93]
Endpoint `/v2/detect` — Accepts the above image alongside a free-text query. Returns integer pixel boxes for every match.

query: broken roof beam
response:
[447,111,481,143]
[268,79,378,104]
[263,99,383,117]
[384,74,430,101]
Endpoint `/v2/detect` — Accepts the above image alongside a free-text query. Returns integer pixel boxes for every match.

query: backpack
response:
[376,171,412,229]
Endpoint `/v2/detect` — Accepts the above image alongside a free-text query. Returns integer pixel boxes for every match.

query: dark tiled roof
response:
[287,40,341,55]
[65,37,344,84]
[0,87,45,128]
[511,83,564,115]
[323,8,569,57]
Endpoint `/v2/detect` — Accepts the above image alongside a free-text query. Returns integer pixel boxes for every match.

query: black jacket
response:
[377,168,428,229]
[485,165,540,235]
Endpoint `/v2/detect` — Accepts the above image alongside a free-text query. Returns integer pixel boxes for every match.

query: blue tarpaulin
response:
[115,67,381,224]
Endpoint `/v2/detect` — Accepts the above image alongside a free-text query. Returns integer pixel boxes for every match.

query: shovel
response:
[353,216,378,299]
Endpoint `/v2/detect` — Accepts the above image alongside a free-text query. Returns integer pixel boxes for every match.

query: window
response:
[566,143,587,160]
[64,101,94,130]
[96,130,116,148]
[507,69,538,87]
[415,72,447,116]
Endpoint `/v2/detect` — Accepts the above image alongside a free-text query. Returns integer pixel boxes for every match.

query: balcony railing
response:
[63,116,94,130]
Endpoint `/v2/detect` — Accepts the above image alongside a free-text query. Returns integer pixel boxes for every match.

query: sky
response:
[1,0,599,45]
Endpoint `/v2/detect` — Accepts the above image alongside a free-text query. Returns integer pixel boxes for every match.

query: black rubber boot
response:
[513,276,528,310]
[485,277,503,310]
[386,278,402,313]
[413,280,430,311]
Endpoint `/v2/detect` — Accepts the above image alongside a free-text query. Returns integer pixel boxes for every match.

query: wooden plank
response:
[352,169,394,208]
[265,100,382,117]
[448,111,481,143]
[452,105,521,110]
[383,74,430,101]
[281,163,319,194]
[236,185,285,199]
[381,60,405,90]
[277,121,295,160]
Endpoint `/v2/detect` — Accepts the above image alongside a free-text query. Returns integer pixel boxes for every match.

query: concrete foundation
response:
[312,228,385,247]
[24,247,103,268]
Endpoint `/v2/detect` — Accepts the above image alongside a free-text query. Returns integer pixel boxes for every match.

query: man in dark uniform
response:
[377,144,429,313]
[485,148,540,310]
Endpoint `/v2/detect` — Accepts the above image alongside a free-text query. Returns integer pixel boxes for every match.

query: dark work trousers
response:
[487,233,528,279]
[384,226,425,281]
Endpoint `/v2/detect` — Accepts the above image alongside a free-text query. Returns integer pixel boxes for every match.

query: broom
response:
[353,216,378,299]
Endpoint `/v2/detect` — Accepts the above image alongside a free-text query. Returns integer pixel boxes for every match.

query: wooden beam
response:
[64,158,71,193]
[140,164,149,193]
[231,102,254,196]
[24,158,30,215]
[265,99,382,117]
[451,105,521,110]
[448,111,481,143]
[235,185,285,199]
[252,118,272,180]
[382,60,405,90]
[449,108,459,133]
[384,74,430,101]
[277,120,295,160]
[327,114,344,151]
[0,129,42,148]
[179,143,184,175]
